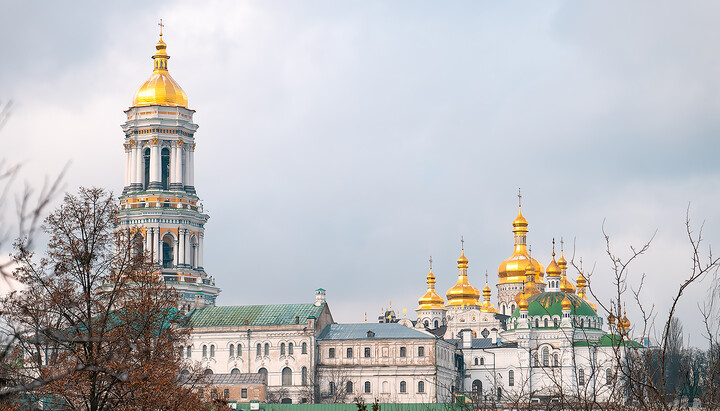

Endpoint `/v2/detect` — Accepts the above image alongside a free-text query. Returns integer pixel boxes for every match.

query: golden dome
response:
[576,273,587,289]
[518,294,529,310]
[480,282,497,313]
[618,313,631,331]
[446,249,480,307]
[417,270,445,311]
[557,251,567,269]
[561,294,572,310]
[575,274,597,311]
[546,256,561,276]
[498,205,545,285]
[132,34,189,108]
[514,266,541,305]
[560,273,576,294]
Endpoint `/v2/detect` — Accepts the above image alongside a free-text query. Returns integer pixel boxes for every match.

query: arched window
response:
[204,369,213,375]
[162,235,174,268]
[264,343,269,356]
[238,344,242,356]
[382,381,389,393]
[282,367,292,386]
[553,353,559,367]
[301,367,307,385]
[399,347,406,357]
[554,318,559,327]
[418,381,425,393]
[364,381,371,393]
[544,318,548,327]
[578,368,585,385]
[542,347,549,367]
[302,342,308,354]
[580,318,585,328]
[143,148,150,190]
[535,319,539,328]
[229,344,234,358]
[497,387,502,400]
[288,342,293,355]
[258,368,268,383]
[190,236,198,268]
[400,381,407,393]
[433,320,439,328]
[202,345,207,358]
[256,343,261,357]
[210,345,215,358]
[161,147,170,190]
[606,368,613,385]
[474,358,478,366]
[508,370,514,386]
[329,382,335,394]
[472,379,482,393]
[424,320,429,327]
[230,368,240,375]
[502,305,506,315]
[180,369,190,381]
[511,304,516,312]
[186,346,192,358]
[346,381,353,393]
[480,357,485,365]
[281,343,286,356]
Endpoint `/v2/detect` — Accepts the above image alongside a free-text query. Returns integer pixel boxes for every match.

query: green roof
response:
[511,292,599,321]
[185,303,325,328]
[574,333,644,348]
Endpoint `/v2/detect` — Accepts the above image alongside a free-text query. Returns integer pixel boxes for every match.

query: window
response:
[606,368,613,385]
[542,347,549,367]
[578,368,585,385]
[328,348,335,359]
[434,320,439,328]
[347,348,353,358]
[161,147,170,190]
[346,381,353,393]
[544,318,548,327]
[210,345,215,358]
[554,318,559,327]
[231,368,240,375]
[533,353,539,367]
[418,381,425,393]
[480,357,485,365]
[281,343,286,356]
[508,370,514,387]
[580,318,585,328]
[535,319,539,328]
[204,369,213,375]
[472,380,482,393]
[364,347,371,358]
[229,344,234,358]
[424,320,429,327]
[143,148,150,190]
[202,345,207,358]
[474,358,478,366]
[382,381,389,393]
[288,342,293,355]
[256,343,262,356]
[302,342,308,354]
[301,367,308,385]
[258,368,268,383]
[418,346,425,357]
[186,346,191,358]
[400,347,406,357]
[364,381,371,393]
[223,389,229,399]
[264,343,269,356]
[553,353,559,367]
[162,236,174,268]
[238,344,242,356]
[282,367,292,386]
[497,387,502,400]
[329,382,336,394]
[241,388,248,399]
[400,381,407,393]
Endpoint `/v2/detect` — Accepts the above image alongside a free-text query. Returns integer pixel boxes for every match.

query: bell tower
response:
[117,25,220,311]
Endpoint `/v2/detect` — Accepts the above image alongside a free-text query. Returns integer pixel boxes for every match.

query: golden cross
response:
[518,188,522,207]
[158,19,164,36]
[461,236,465,250]
[429,255,433,270]
[560,237,564,253]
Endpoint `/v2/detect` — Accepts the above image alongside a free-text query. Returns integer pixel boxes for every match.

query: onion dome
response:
[515,266,541,305]
[576,273,597,311]
[480,282,497,313]
[557,250,567,270]
[498,205,545,285]
[546,256,561,277]
[560,272,576,294]
[561,294,572,310]
[608,312,616,326]
[133,32,189,108]
[446,248,480,306]
[618,313,631,331]
[518,294,529,310]
[417,270,446,310]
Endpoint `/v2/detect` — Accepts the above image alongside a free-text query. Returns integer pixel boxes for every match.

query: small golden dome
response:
[498,204,544,285]
[557,251,567,269]
[132,34,189,108]
[483,283,492,294]
[480,282,497,313]
[576,273,587,288]
[608,312,616,325]
[514,267,541,305]
[560,274,576,294]
[618,313,631,330]
[418,270,445,311]
[446,249,480,306]
[561,294,572,310]
[546,257,561,276]
[513,209,529,233]
[457,250,469,268]
[518,295,529,310]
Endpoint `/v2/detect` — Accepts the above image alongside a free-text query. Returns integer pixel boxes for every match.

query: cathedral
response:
[116,29,632,405]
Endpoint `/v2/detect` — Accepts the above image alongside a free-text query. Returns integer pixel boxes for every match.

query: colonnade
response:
[144,227,204,270]
[124,140,195,192]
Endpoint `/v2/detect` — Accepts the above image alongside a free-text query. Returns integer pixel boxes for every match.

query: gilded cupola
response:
[446,242,480,307]
[514,265,541,305]
[480,274,498,313]
[498,194,545,285]
[417,265,445,311]
[133,25,189,108]
[576,272,597,311]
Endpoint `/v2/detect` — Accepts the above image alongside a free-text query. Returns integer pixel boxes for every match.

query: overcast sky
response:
[2,1,720,345]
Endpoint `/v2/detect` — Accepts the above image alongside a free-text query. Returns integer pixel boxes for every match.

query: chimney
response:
[490,329,498,345]
[462,329,472,349]
[315,288,326,306]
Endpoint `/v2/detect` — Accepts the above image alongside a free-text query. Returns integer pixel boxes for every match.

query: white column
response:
[198,232,204,269]
[186,232,192,267]
[170,145,177,186]
[149,143,160,189]
[124,146,131,188]
[175,144,184,188]
[156,227,163,265]
[173,233,180,267]
[129,145,138,187]
[135,146,144,189]
[178,229,185,266]
[144,230,150,256]
[148,228,155,263]
[188,148,195,187]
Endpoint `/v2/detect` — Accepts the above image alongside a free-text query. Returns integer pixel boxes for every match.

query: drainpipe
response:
[247,329,251,374]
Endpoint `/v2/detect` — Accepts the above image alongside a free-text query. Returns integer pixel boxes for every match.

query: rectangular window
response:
[400,347,406,357]
[241,388,248,398]
[418,346,425,357]
[223,389,229,399]
[578,369,585,386]
[347,348,353,358]
[329,348,335,359]
[364,347,371,358]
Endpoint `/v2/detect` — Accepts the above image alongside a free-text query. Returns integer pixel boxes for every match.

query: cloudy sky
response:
[2,1,720,344]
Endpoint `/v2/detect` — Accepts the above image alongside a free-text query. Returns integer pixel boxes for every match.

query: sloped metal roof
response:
[204,373,264,385]
[185,303,325,328]
[317,323,435,340]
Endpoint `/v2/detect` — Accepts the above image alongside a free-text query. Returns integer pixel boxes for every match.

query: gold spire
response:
[446,240,480,306]
[133,21,189,108]
[480,271,497,313]
[418,256,445,310]
[498,192,545,285]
